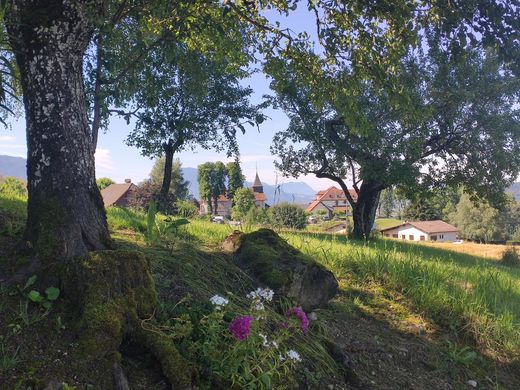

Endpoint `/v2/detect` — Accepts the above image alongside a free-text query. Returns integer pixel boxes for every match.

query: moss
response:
[236,228,316,289]
[62,250,191,387]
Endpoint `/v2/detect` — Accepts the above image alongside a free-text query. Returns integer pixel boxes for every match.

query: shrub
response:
[270,203,307,230]
[176,199,198,218]
[231,188,255,221]
[0,177,27,198]
[500,247,520,267]
[96,177,114,190]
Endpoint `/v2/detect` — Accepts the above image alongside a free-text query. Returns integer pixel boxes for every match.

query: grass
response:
[106,206,147,233]
[375,218,402,230]
[0,195,26,236]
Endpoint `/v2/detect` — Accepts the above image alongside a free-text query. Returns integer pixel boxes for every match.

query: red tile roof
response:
[253,191,267,202]
[380,220,459,234]
[306,186,358,212]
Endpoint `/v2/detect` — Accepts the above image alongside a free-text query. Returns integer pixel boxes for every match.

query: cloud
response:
[0,136,16,142]
[95,148,114,171]
[0,144,25,149]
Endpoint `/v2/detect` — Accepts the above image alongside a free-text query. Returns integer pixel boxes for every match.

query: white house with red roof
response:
[379,220,459,242]
[306,186,358,217]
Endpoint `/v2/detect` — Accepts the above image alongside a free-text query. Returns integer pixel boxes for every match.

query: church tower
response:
[252,171,264,194]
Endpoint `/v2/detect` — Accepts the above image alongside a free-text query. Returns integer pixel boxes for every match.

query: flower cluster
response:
[228,316,254,341]
[259,333,279,349]
[246,287,274,311]
[210,294,229,310]
[286,306,309,332]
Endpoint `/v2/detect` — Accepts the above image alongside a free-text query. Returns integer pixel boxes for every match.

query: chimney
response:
[124,179,131,183]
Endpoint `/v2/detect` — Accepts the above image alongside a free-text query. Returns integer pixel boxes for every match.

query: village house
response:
[100,179,139,207]
[379,220,459,242]
[199,172,268,216]
[306,186,358,218]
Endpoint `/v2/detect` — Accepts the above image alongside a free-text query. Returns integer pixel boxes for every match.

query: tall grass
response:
[106,207,147,233]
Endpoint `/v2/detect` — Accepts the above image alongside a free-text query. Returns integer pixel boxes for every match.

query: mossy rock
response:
[62,250,191,388]
[231,229,338,310]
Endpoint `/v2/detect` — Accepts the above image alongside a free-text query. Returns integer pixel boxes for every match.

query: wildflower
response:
[210,295,229,310]
[247,287,274,302]
[286,306,309,332]
[286,349,302,362]
[253,301,265,311]
[259,333,269,347]
[229,316,254,341]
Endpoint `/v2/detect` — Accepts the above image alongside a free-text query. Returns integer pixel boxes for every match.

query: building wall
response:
[382,225,458,242]
[114,185,139,207]
[199,201,232,216]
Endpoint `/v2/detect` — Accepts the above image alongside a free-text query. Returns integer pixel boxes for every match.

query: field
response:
[1,201,520,389]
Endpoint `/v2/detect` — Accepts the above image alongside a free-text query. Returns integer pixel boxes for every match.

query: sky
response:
[0,6,336,192]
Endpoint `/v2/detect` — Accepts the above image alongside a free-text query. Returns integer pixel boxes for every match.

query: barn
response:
[380,220,459,242]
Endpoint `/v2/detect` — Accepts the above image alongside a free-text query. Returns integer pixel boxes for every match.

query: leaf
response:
[42,301,52,310]
[45,287,60,301]
[24,275,37,290]
[28,290,43,303]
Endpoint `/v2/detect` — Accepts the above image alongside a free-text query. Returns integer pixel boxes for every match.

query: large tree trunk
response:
[6,0,110,261]
[351,181,383,240]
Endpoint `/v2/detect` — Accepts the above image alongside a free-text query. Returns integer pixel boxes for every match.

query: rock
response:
[113,362,130,390]
[467,380,478,388]
[230,229,338,310]
[43,380,62,390]
[222,230,242,253]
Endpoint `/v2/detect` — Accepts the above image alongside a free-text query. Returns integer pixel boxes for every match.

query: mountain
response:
[0,155,26,179]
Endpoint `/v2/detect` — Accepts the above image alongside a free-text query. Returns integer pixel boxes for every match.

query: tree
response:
[198,162,227,215]
[402,199,441,221]
[226,160,245,201]
[270,44,520,240]
[231,188,255,221]
[176,200,198,218]
[149,157,189,201]
[449,193,507,243]
[378,189,395,218]
[96,177,115,191]
[124,43,262,211]
[270,203,307,230]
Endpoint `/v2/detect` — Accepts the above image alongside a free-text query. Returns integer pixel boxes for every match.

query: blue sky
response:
[0,6,335,191]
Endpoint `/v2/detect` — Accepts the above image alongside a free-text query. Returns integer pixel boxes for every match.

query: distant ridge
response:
[0,155,26,179]
[0,155,317,204]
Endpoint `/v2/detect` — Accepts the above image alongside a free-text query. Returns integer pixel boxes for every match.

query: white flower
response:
[286,350,302,362]
[209,295,229,309]
[247,287,274,302]
[259,333,269,347]
[272,340,279,349]
[253,301,265,311]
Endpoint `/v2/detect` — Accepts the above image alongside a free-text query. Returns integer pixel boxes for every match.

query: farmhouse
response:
[100,179,139,207]
[306,186,358,217]
[199,172,268,216]
[380,220,459,242]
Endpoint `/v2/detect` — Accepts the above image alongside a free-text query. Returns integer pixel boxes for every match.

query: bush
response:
[96,177,114,190]
[269,203,307,230]
[231,188,255,221]
[176,199,198,218]
[0,177,27,198]
[500,247,520,267]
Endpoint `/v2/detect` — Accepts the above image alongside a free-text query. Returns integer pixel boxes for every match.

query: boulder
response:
[229,229,338,310]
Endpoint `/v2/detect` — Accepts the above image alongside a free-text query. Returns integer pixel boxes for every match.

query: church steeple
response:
[252,170,263,194]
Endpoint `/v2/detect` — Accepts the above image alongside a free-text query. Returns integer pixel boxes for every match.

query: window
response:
[392,234,398,238]
[385,234,390,237]
[440,234,444,239]
[420,235,425,241]
[431,235,437,241]
[409,235,414,240]
[401,235,406,240]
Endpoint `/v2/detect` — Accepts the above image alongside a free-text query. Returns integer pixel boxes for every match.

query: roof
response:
[101,183,137,207]
[199,194,231,204]
[306,186,358,212]
[380,220,459,234]
[253,191,267,202]
[253,172,263,188]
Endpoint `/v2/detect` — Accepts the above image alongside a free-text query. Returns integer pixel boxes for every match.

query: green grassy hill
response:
[1,198,519,389]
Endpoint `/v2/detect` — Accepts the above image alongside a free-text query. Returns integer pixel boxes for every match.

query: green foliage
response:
[145,200,159,244]
[176,199,198,218]
[0,177,27,198]
[149,157,189,200]
[402,199,440,221]
[226,160,245,201]
[18,275,60,311]
[96,177,114,191]
[449,193,507,243]
[270,203,307,230]
[106,207,147,233]
[231,187,255,221]
[378,188,395,218]
[198,162,227,214]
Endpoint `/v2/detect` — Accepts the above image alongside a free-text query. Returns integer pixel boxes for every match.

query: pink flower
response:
[229,316,254,341]
[286,307,309,332]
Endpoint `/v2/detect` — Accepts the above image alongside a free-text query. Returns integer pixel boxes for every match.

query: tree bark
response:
[6,0,110,261]
[158,141,174,211]
[351,181,383,240]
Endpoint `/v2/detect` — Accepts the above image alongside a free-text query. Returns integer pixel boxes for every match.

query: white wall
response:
[382,224,458,242]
